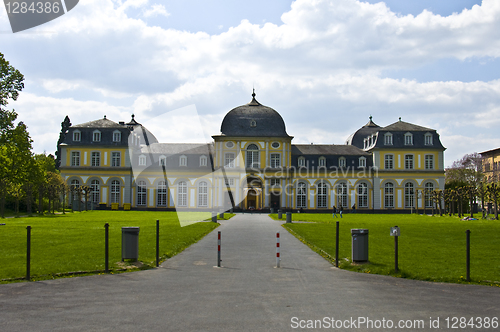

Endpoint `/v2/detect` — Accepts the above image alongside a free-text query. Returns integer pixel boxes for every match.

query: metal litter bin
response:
[278,209,282,219]
[286,212,292,223]
[122,227,140,261]
[351,229,369,262]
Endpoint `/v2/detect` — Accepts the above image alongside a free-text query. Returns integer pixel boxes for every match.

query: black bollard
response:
[26,226,31,281]
[104,223,109,273]
[335,221,339,268]
[466,230,471,282]
[156,220,160,267]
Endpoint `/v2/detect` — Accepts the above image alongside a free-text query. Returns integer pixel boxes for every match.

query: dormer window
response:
[319,156,326,167]
[113,130,121,142]
[404,132,413,145]
[139,155,146,166]
[180,155,187,167]
[425,133,433,145]
[159,155,166,166]
[73,130,81,142]
[250,120,257,127]
[363,139,368,149]
[200,155,207,167]
[339,157,346,167]
[298,156,305,167]
[384,133,393,145]
[359,157,366,168]
[93,130,101,142]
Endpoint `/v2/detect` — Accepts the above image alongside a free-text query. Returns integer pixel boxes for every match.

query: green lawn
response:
[271,213,500,286]
[1,211,220,282]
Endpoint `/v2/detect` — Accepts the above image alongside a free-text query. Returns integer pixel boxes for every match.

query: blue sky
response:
[0,0,498,166]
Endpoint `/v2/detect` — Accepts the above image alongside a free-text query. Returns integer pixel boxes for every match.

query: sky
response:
[1,0,498,167]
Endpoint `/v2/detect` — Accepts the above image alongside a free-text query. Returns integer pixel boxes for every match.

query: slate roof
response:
[72,117,124,129]
[292,144,370,156]
[219,93,291,138]
[140,143,214,155]
[345,116,381,147]
[383,120,434,132]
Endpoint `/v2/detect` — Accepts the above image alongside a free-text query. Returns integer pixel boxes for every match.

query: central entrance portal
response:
[244,177,262,210]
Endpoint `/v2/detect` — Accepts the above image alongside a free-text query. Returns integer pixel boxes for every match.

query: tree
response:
[0,52,24,109]
[55,116,71,170]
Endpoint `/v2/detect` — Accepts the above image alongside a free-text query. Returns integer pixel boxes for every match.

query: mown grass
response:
[271,213,500,286]
[1,211,221,283]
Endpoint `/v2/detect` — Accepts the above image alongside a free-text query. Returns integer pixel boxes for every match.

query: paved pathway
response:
[0,214,498,331]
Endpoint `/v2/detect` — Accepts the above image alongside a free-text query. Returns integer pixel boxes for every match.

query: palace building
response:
[58,92,446,212]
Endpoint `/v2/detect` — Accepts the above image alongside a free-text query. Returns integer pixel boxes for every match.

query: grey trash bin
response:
[351,229,369,262]
[270,208,275,214]
[278,209,282,219]
[286,212,292,223]
[122,227,140,261]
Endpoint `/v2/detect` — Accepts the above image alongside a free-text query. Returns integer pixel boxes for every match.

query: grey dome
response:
[220,93,290,137]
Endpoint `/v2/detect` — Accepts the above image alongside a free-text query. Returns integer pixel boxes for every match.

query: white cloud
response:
[142,4,170,18]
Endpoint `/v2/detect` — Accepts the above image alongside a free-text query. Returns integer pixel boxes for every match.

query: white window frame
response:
[270,178,281,187]
[139,155,146,166]
[90,179,100,204]
[384,182,394,208]
[357,183,368,208]
[93,130,101,142]
[110,180,120,204]
[339,157,346,168]
[157,180,168,207]
[405,154,414,169]
[113,130,121,143]
[177,181,188,207]
[91,152,100,167]
[425,133,433,146]
[425,155,434,169]
[73,130,81,142]
[137,180,147,206]
[225,153,235,168]
[270,153,281,168]
[297,182,307,208]
[111,152,121,167]
[298,157,305,167]
[404,132,413,145]
[425,182,434,208]
[246,144,259,168]
[317,182,327,208]
[337,183,348,208]
[71,151,80,166]
[200,155,207,167]
[159,155,166,167]
[359,157,366,168]
[179,155,187,167]
[385,154,394,169]
[404,182,414,208]
[319,157,326,167]
[384,133,393,145]
[198,181,208,207]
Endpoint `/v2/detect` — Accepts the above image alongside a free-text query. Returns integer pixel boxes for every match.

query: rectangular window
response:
[359,158,366,167]
[270,153,281,168]
[298,158,305,167]
[319,158,326,167]
[339,158,346,167]
[91,152,100,167]
[139,155,146,166]
[112,152,121,167]
[425,155,434,170]
[270,179,281,186]
[225,178,235,186]
[73,131,80,141]
[405,155,413,169]
[225,153,235,168]
[113,132,121,142]
[425,134,433,145]
[93,131,101,142]
[71,151,80,166]
[385,155,393,169]
[384,134,393,145]
[405,134,413,145]
[179,156,187,166]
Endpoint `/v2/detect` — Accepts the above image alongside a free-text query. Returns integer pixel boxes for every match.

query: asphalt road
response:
[0,214,498,331]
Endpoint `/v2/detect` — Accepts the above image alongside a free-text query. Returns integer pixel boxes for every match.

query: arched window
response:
[139,155,146,166]
[297,182,307,208]
[198,181,208,207]
[111,180,120,204]
[179,155,187,167]
[157,180,167,206]
[384,183,394,208]
[337,183,348,208]
[425,182,434,208]
[404,182,414,208]
[137,180,147,206]
[200,155,207,167]
[317,182,327,208]
[357,183,368,208]
[177,181,187,207]
[246,144,259,168]
[90,180,100,204]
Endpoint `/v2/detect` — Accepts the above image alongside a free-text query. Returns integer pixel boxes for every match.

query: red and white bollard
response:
[217,231,221,267]
[276,232,281,268]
